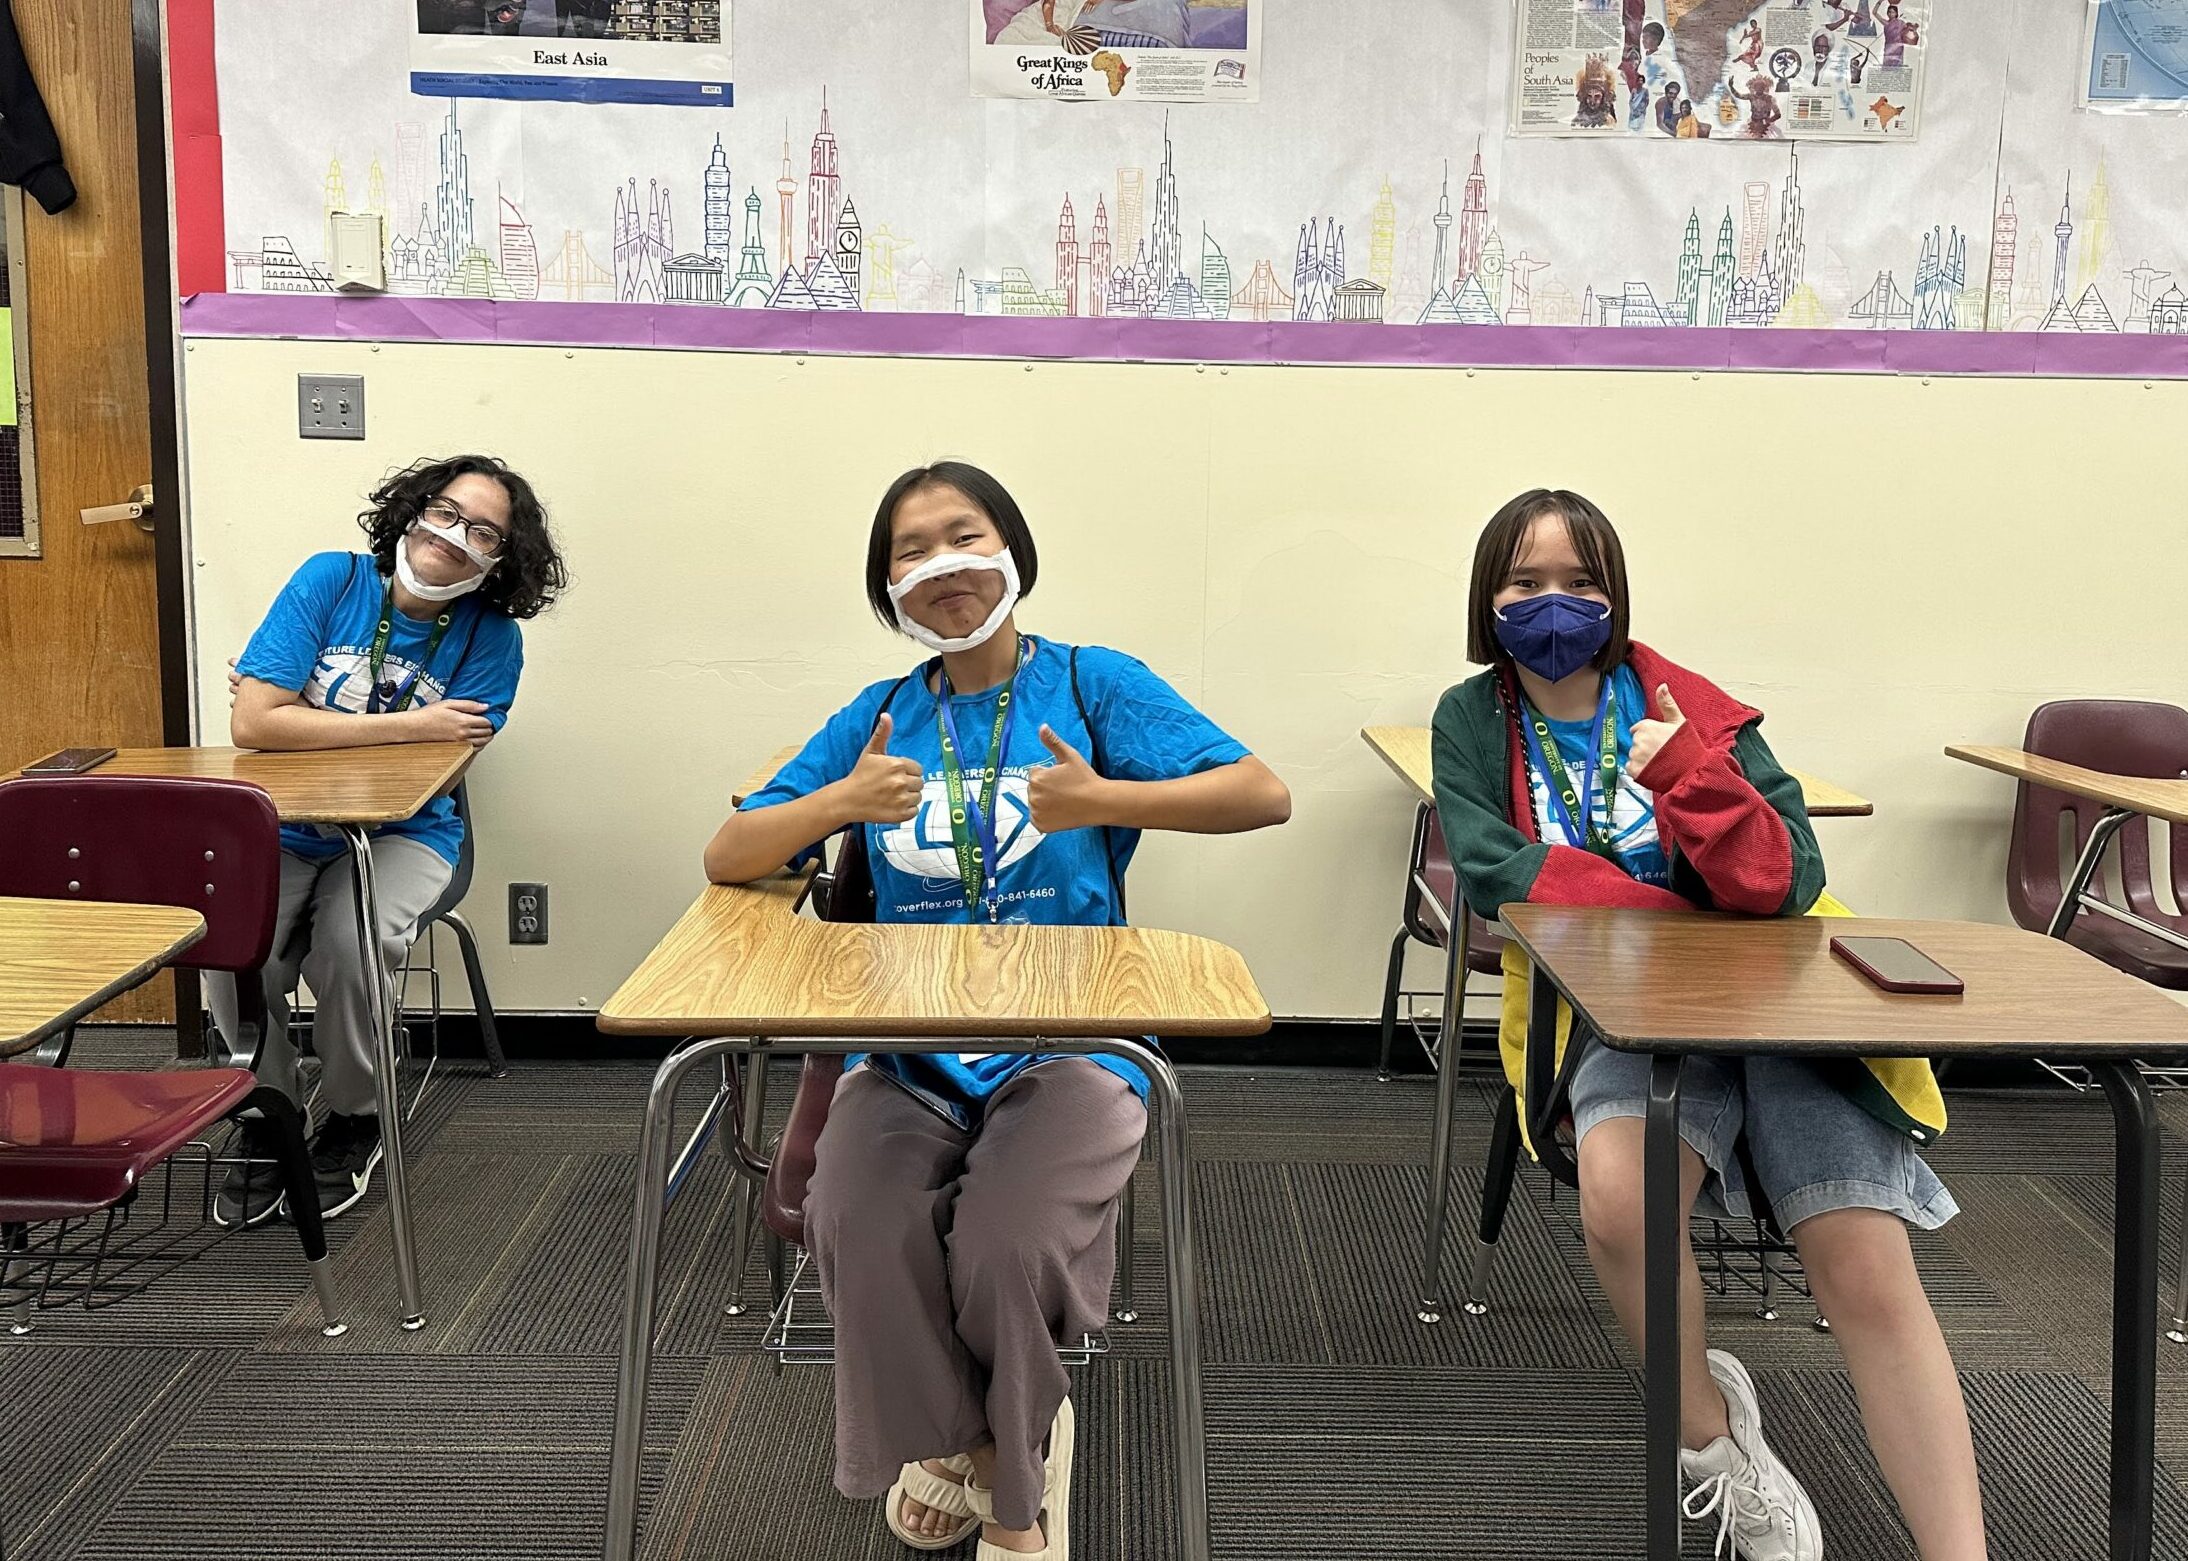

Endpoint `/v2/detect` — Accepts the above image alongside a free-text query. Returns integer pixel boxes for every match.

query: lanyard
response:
[935,639,1025,923]
[1521,678,1620,856]
[365,584,453,715]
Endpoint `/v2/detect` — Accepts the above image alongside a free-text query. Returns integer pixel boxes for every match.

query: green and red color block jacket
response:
[1431,642,1945,1149]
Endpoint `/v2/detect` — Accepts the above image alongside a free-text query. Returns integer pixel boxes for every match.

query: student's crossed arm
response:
[230,676,494,752]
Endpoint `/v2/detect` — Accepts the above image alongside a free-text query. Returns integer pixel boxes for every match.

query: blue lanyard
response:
[1520,677,1620,854]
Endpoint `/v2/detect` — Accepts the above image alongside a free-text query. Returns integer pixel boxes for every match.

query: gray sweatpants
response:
[804,1058,1146,1532]
[206,837,452,1118]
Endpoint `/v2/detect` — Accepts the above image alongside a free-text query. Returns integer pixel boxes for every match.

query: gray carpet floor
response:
[5,1034,2188,1560]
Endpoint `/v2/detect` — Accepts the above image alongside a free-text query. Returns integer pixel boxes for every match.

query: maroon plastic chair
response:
[0,774,281,1064]
[2006,700,2188,988]
[759,1055,843,1254]
[0,775,346,1335]
[1377,805,1506,1078]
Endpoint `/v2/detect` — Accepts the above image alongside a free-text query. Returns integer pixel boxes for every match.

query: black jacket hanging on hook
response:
[0,0,74,215]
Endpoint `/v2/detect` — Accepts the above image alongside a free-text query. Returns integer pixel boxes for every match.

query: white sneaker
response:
[1678,1350,1824,1561]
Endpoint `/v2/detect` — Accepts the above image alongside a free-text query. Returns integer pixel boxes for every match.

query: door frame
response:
[132,0,193,749]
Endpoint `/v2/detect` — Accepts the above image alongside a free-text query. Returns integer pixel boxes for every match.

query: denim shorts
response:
[1566,1039,1959,1233]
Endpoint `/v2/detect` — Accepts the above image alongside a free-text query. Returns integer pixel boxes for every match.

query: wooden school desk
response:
[1357,724,1874,1322]
[0,898,206,1057]
[593,875,1272,1561]
[1502,905,2184,1561]
[1,745,477,1329]
[730,745,801,807]
[1946,744,2188,940]
[1949,741,2188,1342]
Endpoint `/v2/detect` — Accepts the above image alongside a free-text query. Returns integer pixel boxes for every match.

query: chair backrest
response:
[1413,807,1508,974]
[423,780,474,925]
[2005,700,2188,934]
[0,775,283,974]
[761,1054,845,1249]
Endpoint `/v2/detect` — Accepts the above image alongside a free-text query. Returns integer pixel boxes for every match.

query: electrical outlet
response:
[509,882,549,945]
[298,373,366,439]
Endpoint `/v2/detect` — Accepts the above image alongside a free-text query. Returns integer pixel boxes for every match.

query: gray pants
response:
[804,1059,1146,1531]
[206,837,452,1117]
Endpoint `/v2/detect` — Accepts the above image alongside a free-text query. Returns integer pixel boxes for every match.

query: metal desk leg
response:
[1643,1053,1686,1561]
[1114,1155,1139,1325]
[2047,807,2135,939]
[2094,1061,2159,1561]
[1418,909,1471,1324]
[1134,1045,1213,1561]
[2169,1160,2188,1345]
[343,825,426,1330]
[605,1035,727,1561]
[723,1051,770,1315]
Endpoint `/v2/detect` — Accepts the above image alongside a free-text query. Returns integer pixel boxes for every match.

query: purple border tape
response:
[179,293,2188,379]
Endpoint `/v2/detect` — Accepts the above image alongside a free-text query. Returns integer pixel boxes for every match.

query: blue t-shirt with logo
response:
[741,637,1249,1126]
[235,551,524,865]
[1525,664,1672,890]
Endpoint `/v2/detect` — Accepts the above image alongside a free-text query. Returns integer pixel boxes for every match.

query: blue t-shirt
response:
[741,637,1249,1126]
[1525,664,1672,890]
[235,551,524,865]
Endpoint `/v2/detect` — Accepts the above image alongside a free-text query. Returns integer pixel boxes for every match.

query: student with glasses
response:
[209,454,568,1228]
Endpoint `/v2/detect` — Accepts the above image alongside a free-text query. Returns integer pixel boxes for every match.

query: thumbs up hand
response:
[835,713,925,825]
[1028,723,1115,833]
[1628,684,1687,776]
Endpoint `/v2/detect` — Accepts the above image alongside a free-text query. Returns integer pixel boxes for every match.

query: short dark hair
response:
[1465,488,1631,671]
[357,454,567,620]
[864,462,1040,631]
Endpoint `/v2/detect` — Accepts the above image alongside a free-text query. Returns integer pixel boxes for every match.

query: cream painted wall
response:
[180,337,2188,1020]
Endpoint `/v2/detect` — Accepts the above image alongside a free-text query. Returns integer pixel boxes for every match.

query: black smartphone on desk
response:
[22,747,116,776]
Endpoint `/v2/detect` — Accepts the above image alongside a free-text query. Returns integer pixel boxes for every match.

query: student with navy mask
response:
[209,455,566,1229]
[705,461,1289,1561]
[1431,489,1984,1561]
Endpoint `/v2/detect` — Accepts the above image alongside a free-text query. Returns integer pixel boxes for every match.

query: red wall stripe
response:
[168,0,224,296]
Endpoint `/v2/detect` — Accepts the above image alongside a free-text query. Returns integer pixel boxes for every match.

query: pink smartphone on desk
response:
[1831,936,1964,996]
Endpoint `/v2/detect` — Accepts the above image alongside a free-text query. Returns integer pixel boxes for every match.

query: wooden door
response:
[0,3,173,1020]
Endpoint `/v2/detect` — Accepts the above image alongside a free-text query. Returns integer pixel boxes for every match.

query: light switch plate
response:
[298,373,366,439]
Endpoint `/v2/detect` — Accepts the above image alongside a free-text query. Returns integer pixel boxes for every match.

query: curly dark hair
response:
[356,454,568,620]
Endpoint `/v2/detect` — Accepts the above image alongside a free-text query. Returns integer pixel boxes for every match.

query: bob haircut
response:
[865,462,1040,631]
[358,454,567,621]
[1465,488,1631,672]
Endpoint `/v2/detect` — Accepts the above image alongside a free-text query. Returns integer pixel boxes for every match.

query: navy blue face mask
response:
[1493,592,1613,682]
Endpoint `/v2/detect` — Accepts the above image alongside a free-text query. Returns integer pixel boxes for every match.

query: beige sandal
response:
[967,1397,1075,1561]
[885,1454,980,1550]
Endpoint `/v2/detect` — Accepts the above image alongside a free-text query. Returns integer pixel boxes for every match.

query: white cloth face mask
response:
[394,515,498,603]
[886,549,1021,653]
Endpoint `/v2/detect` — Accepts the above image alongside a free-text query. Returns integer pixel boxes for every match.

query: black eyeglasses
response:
[421,497,509,558]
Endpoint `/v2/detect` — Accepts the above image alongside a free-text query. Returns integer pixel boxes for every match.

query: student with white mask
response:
[705,461,1289,1561]
[210,455,567,1229]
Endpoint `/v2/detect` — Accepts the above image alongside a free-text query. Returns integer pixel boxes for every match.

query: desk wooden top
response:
[1360,725,1872,818]
[599,877,1272,1039]
[732,746,802,808]
[1,745,476,826]
[1784,770,1873,818]
[1500,904,2188,1060]
[0,897,206,1056]
[1947,744,2188,827]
